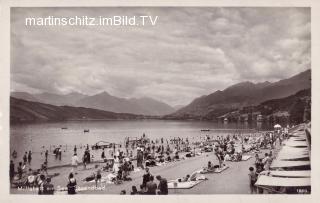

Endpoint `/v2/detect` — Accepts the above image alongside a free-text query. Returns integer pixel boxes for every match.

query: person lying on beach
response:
[165,155,172,162]
[227,152,242,162]
[102,160,112,171]
[181,174,190,182]
[155,155,165,163]
[174,151,180,160]
[145,159,157,167]
[182,171,205,182]
[83,173,96,182]
[201,160,212,169]
[185,152,194,158]
[224,154,232,161]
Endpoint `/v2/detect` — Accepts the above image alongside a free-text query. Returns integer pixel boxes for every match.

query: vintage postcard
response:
[0,0,319,203]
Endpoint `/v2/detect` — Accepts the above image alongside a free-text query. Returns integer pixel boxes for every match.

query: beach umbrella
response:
[274,124,281,128]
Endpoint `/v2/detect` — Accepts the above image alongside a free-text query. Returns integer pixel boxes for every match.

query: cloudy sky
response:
[11,7,310,106]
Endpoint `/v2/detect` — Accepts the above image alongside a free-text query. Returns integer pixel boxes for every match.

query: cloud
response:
[11,7,310,106]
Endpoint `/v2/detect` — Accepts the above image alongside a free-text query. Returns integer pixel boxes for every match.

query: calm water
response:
[10,120,272,168]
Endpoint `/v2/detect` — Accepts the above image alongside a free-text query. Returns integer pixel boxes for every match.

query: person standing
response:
[38,174,46,195]
[12,150,17,159]
[17,162,23,180]
[45,150,48,162]
[137,149,144,169]
[146,176,157,195]
[67,173,77,195]
[130,186,138,195]
[262,153,271,171]
[142,167,152,189]
[248,167,257,194]
[101,149,105,160]
[113,156,120,173]
[27,151,32,164]
[95,169,102,187]
[71,153,79,174]
[255,159,264,174]
[23,152,28,164]
[41,161,48,175]
[58,147,62,160]
[156,175,168,195]
[87,149,91,163]
[10,160,15,183]
[82,152,87,170]
[43,177,55,195]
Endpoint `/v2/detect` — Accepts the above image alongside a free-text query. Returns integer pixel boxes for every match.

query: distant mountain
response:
[10,97,148,123]
[10,91,175,116]
[75,92,175,116]
[34,92,87,106]
[129,97,175,115]
[169,69,311,119]
[10,92,39,102]
[173,104,185,111]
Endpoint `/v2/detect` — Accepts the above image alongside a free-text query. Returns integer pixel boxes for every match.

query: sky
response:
[11,7,311,106]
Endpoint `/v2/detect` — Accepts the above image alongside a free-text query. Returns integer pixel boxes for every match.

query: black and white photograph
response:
[7,6,312,195]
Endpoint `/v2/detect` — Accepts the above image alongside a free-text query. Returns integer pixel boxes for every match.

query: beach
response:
[10,127,278,195]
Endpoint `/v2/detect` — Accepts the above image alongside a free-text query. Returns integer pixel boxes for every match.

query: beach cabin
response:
[255,124,311,194]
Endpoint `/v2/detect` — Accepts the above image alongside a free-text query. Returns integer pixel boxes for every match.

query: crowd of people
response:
[119,167,168,195]
[9,127,290,195]
[246,129,289,194]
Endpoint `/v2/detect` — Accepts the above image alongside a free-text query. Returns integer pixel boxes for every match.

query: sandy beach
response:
[11,146,275,195]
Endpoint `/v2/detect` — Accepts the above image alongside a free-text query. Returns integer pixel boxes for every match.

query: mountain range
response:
[167,69,311,119]
[10,97,150,123]
[11,69,311,121]
[11,91,175,116]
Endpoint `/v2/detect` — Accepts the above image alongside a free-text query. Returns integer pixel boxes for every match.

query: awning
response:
[278,147,309,153]
[284,141,308,147]
[291,132,305,137]
[280,146,309,153]
[255,175,310,187]
[292,138,307,141]
[270,160,310,168]
[268,170,310,178]
[277,152,309,160]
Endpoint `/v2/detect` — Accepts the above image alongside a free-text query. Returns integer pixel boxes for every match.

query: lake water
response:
[10,120,272,168]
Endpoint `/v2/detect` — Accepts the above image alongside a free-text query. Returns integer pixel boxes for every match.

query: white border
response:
[0,1,319,203]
